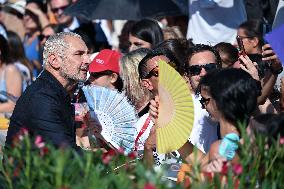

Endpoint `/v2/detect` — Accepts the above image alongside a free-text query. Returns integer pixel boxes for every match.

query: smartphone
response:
[262,23,273,60]
[263,23,271,36]
[236,35,246,56]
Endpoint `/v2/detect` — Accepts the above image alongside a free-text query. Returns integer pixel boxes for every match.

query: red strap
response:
[134,116,151,151]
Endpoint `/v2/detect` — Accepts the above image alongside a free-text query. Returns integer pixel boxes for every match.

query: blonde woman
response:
[120,48,152,117]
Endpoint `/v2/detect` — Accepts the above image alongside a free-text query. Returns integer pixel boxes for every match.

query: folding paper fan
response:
[156,60,194,154]
[82,85,138,153]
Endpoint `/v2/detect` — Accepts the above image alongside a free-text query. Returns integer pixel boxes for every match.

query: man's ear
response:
[141,79,153,91]
[48,54,61,69]
[110,73,118,84]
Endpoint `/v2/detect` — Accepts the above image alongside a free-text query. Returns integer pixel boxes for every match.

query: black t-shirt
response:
[6,70,80,151]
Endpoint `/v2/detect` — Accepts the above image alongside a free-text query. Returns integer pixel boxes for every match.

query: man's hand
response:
[149,96,159,123]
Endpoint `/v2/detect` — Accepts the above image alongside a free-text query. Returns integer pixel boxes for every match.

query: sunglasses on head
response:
[51,4,70,13]
[199,96,210,109]
[38,34,51,41]
[187,63,217,76]
[143,66,159,79]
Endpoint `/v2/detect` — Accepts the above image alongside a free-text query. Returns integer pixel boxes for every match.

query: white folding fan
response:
[82,85,138,153]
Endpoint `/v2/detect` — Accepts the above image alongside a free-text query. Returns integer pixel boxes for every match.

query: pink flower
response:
[16,128,29,141]
[144,183,156,189]
[117,147,125,154]
[13,127,29,143]
[280,137,284,145]
[40,147,49,156]
[128,151,137,159]
[34,135,45,148]
[232,163,243,175]
[18,135,24,141]
[102,149,116,164]
[221,162,228,175]
[20,128,29,136]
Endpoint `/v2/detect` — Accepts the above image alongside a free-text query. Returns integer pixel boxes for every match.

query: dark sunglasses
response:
[144,66,159,79]
[199,96,210,109]
[38,34,51,41]
[51,4,70,13]
[187,63,217,76]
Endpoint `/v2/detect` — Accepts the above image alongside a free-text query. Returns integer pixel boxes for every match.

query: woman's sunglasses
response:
[51,4,70,13]
[143,66,159,79]
[187,63,217,76]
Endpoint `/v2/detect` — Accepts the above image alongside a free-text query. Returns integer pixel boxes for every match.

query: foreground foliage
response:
[0,126,283,189]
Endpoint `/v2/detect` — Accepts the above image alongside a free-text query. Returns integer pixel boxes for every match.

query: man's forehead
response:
[189,51,216,66]
[65,36,88,52]
[146,55,169,68]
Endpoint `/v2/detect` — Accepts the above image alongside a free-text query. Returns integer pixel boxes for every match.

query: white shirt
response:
[63,17,80,32]
[134,113,180,166]
[189,94,218,153]
[186,0,247,45]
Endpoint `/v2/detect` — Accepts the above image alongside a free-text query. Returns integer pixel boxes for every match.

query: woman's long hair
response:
[7,31,33,77]
[120,48,152,110]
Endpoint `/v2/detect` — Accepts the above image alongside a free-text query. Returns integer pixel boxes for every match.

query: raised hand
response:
[239,55,260,81]
[149,95,159,123]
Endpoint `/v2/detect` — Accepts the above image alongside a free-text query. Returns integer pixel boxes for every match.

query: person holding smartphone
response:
[236,20,283,111]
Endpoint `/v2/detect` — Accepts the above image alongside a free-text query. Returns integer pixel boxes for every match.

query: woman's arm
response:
[0,65,22,113]
[258,44,283,105]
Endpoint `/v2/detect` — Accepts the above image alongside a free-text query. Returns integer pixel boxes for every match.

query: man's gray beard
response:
[59,67,86,83]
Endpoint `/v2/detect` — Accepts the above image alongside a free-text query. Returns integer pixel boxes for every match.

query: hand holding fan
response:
[156,60,194,154]
[82,85,138,153]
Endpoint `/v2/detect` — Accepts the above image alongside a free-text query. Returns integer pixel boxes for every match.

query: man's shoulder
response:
[17,77,63,109]
[26,78,59,96]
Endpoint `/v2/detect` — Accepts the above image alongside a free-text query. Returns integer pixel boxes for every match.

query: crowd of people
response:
[0,0,283,186]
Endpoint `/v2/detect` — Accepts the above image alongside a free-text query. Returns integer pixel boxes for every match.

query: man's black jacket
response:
[6,70,79,150]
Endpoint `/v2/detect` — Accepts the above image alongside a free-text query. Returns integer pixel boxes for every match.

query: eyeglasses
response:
[187,63,217,76]
[38,34,51,41]
[144,66,159,79]
[199,96,210,109]
[51,4,70,13]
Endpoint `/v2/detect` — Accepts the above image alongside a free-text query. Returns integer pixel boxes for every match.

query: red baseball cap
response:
[89,49,121,73]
